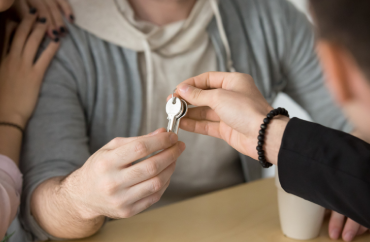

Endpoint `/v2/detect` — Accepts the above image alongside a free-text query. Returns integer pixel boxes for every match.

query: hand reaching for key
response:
[54,129,185,221]
[174,72,289,164]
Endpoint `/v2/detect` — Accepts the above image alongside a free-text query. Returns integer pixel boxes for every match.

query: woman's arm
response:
[0,10,59,239]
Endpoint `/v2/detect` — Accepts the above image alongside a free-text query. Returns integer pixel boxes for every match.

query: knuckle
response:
[119,208,134,218]
[150,177,163,193]
[100,178,118,196]
[133,141,149,156]
[145,161,159,177]
[94,157,112,173]
[110,137,123,147]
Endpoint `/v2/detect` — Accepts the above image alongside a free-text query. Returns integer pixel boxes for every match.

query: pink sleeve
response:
[0,155,23,239]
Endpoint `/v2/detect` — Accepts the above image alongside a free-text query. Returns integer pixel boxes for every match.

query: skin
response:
[175,39,370,242]
[0,7,60,164]
[29,1,192,239]
[128,0,196,26]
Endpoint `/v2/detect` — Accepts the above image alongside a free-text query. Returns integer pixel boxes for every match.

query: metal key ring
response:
[172,88,177,104]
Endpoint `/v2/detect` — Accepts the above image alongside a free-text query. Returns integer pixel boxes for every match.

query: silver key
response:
[173,99,188,134]
[166,97,183,133]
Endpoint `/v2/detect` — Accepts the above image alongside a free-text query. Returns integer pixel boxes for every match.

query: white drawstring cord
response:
[142,39,154,133]
[210,0,236,72]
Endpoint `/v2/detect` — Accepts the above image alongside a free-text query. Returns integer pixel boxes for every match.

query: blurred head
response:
[311,0,370,138]
[0,0,14,12]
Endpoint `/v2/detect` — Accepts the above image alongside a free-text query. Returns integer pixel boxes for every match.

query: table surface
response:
[66,178,369,242]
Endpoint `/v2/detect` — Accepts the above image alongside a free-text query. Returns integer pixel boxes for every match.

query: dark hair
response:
[310,0,370,80]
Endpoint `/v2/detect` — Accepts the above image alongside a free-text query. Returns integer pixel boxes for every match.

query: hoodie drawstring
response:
[143,0,235,133]
[210,0,236,72]
[142,39,154,133]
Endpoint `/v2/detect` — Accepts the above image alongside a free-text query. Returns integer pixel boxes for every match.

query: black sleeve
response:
[278,118,370,228]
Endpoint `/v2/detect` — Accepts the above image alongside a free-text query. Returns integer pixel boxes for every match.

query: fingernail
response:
[29,7,37,14]
[60,26,66,33]
[329,228,340,239]
[179,142,186,152]
[70,14,75,21]
[170,133,178,144]
[38,17,46,23]
[179,84,190,93]
[343,232,355,242]
[54,38,60,43]
[52,30,59,36]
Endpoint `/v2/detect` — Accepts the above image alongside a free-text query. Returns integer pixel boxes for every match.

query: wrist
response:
[61,170,102,221]
[263,116,289,165]
[0,112,27,129]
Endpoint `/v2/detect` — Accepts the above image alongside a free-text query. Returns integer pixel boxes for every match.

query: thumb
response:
[177,83,220,108]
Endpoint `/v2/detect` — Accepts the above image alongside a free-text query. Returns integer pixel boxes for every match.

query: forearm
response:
[31,175,105,239]
[0,126,22,164]
[278,118,370,228]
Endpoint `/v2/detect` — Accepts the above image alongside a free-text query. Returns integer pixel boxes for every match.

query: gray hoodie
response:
[13,0,351,241]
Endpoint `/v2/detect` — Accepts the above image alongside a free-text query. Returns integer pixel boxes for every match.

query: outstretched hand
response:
[174,72,289,164]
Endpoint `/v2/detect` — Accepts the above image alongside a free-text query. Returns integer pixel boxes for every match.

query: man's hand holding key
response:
[32,128,185,237]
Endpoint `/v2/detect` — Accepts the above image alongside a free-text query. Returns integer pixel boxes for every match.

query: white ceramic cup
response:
[275,167,325,240]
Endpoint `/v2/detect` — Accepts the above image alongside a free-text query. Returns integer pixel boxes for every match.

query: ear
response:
[316,41,352,105]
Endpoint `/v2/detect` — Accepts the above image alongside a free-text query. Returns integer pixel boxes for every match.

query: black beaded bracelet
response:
[256,108,289,168]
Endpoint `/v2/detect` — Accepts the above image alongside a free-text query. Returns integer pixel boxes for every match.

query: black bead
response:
[258,155,265,160]
[60,26,66,33]
[258,141,263,146]
[267,113,273,119]
[256,145,262,151]
[260,124,266,130]
[52,29,59,36]
[259,129,265,135]
[54,38,60,42]
[260,161,272,168]
[70,14,75,21]
[258,135,264,141]
[29,7,37,14]
[263,118,270,124]
[258,151,264,156]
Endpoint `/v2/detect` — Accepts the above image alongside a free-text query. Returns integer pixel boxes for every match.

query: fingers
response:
[342,218,362,241]
[112,132,179,167]
[44,0,66,36]
[329,211,368,242]
[23,22,48,63]
[180,118,222,139]
[186,106,220,122]
[12,0,30,19]
[34,38,60,74]
[103,128,167,150]
[125,180,170,217]
[56,0,74,22]
[2,21,18,60]
[329,211,345,240]
[123,162,176,205]
[178,72,253,93]
[9,12,38,57]
[119,141,185,187]
[28,0,57,37]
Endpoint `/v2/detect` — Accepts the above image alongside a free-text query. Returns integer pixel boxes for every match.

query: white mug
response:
[275,167,325,240]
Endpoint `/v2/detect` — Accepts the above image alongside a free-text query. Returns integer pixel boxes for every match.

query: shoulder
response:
[219,0,307,27]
